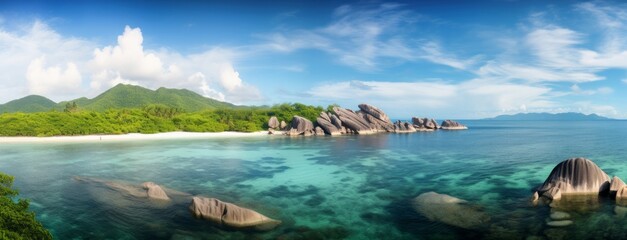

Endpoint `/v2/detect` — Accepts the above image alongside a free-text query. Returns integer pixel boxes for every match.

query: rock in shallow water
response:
[412,191,490,230]
[189,197,281,231]
[142,182,170,201]
[546,220,573,227]
[550,211,570,220]
[536,158,610,196]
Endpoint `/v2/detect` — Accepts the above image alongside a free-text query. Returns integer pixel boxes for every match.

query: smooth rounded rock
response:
[413,192,490,230]
[550,211,570,220]
[189,197,281,231]
[536,158,610,195]
[546,220,573,227]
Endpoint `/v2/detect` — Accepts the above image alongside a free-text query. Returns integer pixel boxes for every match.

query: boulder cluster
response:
[75,177,282,232]
[267,103,467,136]
[531,157,627,228]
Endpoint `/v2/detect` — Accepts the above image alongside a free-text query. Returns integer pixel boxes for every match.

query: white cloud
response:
[261,3,476,71]
[307,79,552,118]
[570,84,613,95]
[0,21,261,104]
[477,62,603,83]
[0,20,94,101]
[26,57,82,96]
[88,25,262,104]
[573,101,619,116]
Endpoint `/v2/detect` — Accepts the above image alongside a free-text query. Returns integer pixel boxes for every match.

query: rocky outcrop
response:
[268,116,279,129]
[424,118,439,129]
[441,120,468,130]
[142,182,170,201]
[280,121,287,130]
[394,121,416,133]
[611,176,625,197]
[285,116,314,136]
[314,126,325,136]
[333,107,375,134]
[316,112,342,135]
[189,197,281,231]
[358,104,395,132]
[536,158,611,200]
[358,104,392,123]
[413,192,490,230]
[413,117,438,130]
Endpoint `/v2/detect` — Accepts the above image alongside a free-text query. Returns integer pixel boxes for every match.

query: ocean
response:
[2,120,627,239]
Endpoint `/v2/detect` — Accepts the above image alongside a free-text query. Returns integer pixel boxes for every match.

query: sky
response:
[1,0,627,119]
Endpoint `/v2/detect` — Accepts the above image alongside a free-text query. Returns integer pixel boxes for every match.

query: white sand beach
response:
[0,131,269,143]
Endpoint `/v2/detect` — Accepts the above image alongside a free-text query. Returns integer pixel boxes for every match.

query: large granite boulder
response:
[280,121,287,130]
[333,107,374,134]
[316,112,342,135]
[358,104,392,123]
[424,118,439,129]
[189,197,281,231]
[611,176,626,198]
[329,113,343,131]
[536,158,610,198]
[285,116,314,136]
[142,182,170,201]
[413,192,490,230]
[441,120,468,130]
[412,117,425,127]
[394,120,416,133]
[314,126,325,136]
[360,111,394,132]
[268,116,279,129]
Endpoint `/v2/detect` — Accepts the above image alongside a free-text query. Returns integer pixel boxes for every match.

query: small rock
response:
[546,220,573,227]
[549,211,570,220]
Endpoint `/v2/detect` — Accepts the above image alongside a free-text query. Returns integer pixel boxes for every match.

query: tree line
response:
[0,103,326,136]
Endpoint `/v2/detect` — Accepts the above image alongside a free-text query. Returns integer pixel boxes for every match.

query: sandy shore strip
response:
[0,131,269,143]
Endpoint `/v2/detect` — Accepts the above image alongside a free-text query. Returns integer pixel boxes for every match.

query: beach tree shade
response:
[0,172,52,240]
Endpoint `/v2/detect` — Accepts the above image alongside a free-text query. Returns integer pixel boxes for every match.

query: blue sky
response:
[1,0,627,119]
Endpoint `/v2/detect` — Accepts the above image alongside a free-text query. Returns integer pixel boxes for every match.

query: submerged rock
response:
[440,120,468,130]
[142,182,170,201]
[546,220,573,227]
[412,191,490,230]
[268,116,279,130]
[536,158,610,197]
[189,197,281,231]
[550,211,570,220]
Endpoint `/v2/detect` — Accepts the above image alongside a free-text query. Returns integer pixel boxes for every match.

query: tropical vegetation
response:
[0,172,52,240]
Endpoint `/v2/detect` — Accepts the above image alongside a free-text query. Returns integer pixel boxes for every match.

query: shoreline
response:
[0,131,269,143]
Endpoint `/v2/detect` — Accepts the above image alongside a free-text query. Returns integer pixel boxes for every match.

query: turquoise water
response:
[2,120,627,239]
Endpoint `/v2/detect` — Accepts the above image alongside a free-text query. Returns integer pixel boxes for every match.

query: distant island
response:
[487,112,614,121]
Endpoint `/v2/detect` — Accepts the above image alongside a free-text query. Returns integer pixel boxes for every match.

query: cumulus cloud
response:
[0,20,94,101]
[26,57,82,96]
[0,21,261,104]
[88,25,262,104]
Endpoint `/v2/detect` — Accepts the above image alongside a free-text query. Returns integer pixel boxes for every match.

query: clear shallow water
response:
[2,120,627,239]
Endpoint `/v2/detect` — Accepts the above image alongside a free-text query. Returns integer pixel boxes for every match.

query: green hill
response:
[58,84,235,112]
[0,95,57,113]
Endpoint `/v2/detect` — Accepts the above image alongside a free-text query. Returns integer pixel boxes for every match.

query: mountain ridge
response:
[486,112,615,121]
[0,84,235,113]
